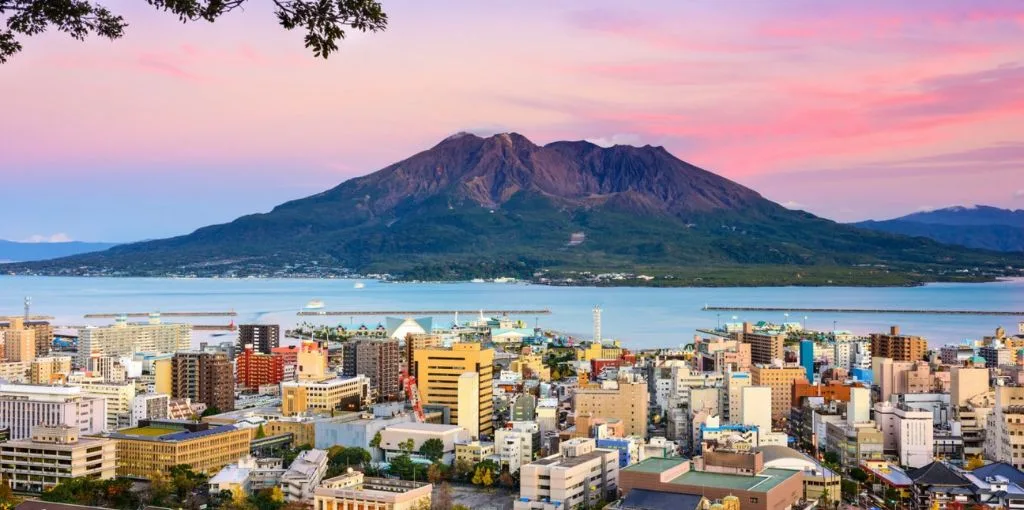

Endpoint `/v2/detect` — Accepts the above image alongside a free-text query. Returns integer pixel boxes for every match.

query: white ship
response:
[304,299,325,309]
[353,282,366,289]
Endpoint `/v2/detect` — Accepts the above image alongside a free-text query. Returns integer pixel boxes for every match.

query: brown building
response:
[870,325,927,362]
[574,375,649,437]
[733,323,785,365]
[236,324,280,355]
[791,380,853,408]
[620,455,804,510]
[235,346,284,390]
[751,364,808,421]
[404,333,442,378]
[342,337,401,401]
[172,351,234,412]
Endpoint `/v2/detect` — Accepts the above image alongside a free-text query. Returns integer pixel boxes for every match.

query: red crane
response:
[400,369,425,422]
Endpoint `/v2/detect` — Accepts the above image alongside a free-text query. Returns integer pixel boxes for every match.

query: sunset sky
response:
[1,0,1022,242]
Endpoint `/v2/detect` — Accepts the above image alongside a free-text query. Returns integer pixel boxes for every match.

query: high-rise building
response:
[2,318,36,362]
[1,318,52,358]
[0,424,116,493]
[236,324,280,355]
[750,364,808,422]
[0,384,107,439]
[734,323,785,365]
[404,333,443,379]
[77,316,191,367]
[848,386,870,425]
[171,351,234,412]
[869,325,926,362]
[723,371,751,423]
[458,372,481,439]
[799,340,815,382]
[342,337,400,401]
[235,345,284,390]
[574,374,648,437]
[414,342,494,437]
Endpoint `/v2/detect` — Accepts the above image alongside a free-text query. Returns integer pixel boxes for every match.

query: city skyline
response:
[2,0,1023,242]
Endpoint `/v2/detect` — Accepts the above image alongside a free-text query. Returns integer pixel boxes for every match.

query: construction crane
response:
[400,369,425,422]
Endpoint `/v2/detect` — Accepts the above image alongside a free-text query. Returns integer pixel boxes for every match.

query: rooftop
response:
[384,422,465,433]
[623,457,688,474]
[670,468,801,493]
[108,422,239,442]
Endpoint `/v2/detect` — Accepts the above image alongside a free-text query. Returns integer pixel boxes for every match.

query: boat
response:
[353,282,365,289]
[304,299,325,309]
[470,278,486,283]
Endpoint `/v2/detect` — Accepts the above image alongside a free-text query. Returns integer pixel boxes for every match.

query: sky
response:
[1,0,1023,242]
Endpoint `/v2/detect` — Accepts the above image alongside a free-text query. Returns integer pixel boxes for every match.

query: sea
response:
[1,276,1022,349]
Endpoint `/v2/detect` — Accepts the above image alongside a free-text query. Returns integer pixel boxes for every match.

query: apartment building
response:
[574,375,649,437]
[0,384,106,439]
[495,422,538,473]
[78,379,137,430]
[106,419,251,479]
[281,375,369,416]
[236,346,285,390]
[455,441,495,465]
[413,342,494,437]
[314,471,433,510]
[733,323,785,365]
[280,448,328,502]
[341,337,400,401]
[870,325,927,362]
[1,318,53,358]
[29,355,72,384]
[172,351,234,412]
[516,438,620,510]
[77,316,191,367]
[131,393,169,426]
[2,318,36,362]
[751,364,808,422]
[0,425,116,492]
[237,324,280,354]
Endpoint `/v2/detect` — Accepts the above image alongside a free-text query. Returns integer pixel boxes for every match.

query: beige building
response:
[0,424,116,493]
[457,372,481,439]
[0,361,30,383]
[516,438,619,510]
[106,419,251,479]
[314,471,432,510]
[3,318,36,363]
[870,325,926,362]
[153,357,173,395]
[455,440,495,465]
[281,375,369,417]
[379,423,470,464]
[296,340,329,381]
[77,316,191,367]
[951,367,989,415]
[413,342,494,437]
[575,374,649,437]
[751,364,808,422]
[510,352,550,381]
[30,355,72,384]
[733,323,785,365]
[78,379,138,430]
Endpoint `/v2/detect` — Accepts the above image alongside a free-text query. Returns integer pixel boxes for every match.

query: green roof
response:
[622,457,688,474]
[116,426,179,437]
[670,468,800,493]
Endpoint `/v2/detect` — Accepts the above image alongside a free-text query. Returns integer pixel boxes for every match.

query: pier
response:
[83,311,237,318]
[297,309,552,316]
[703,306,1023,316]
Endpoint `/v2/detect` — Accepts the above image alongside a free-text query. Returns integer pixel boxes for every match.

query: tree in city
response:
[0,477,18,509]
[840,480,858,501]
[432,482,454,510]
[254,424,267,440]
[427,462,444,484]
[370,431,383,449]
[498,470,515,489]
[146,470,174,507]
[966,454,986,470]
[822,450,840,467]
[201,406,221,417]
[480,468,494,488]
[0,0,388,64]
[419,438,445,462]
[454,458,474,482]
[471,467,484,485]
[850,467,868,483]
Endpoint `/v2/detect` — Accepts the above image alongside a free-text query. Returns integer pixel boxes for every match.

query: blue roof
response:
[972,462,1024,485]
[621,489,704,510]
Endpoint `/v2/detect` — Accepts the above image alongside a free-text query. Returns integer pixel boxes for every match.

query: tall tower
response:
[592,306,602,343]
[23,296,30,320]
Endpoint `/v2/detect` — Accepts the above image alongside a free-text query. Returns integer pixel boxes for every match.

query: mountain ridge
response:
[4,133,1018,284]
[854,205,1024,253]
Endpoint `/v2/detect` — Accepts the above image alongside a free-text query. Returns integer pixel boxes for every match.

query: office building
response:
[281,375,369,416]
[236,346,285,390]
[751,364,807,421]
[870,325,927,362]
[495,422,537,473]
[341,337,400,401]
[516,438,620,510]
[799,340,814,382]
[29,355,72,384]
[0,383,106,439]
[77,315,191,367]
[172,351,234,412]
[105,419,251,479]
[723,371,751,423]
[0,425,116,493]
[2,318,35,362]
[574,375,648,437]
[280,448,328,502]
[413,342,494,437]
[237,324,280,355]
[404,333,443,379]
[314,471,433,510]
[455,440,495,464]
[979,345,1013,368]
[733,323,785,365]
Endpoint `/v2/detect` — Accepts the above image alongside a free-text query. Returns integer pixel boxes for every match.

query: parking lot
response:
[439,483,515,510]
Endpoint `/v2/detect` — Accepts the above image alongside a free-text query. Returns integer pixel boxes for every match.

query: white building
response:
[77,316,191,367]
[378,423,470,465]
[132,393,170,426]
[0,424,116,492]
[279,448,328,502]
[76,379,137,430]
[722,371,751,422]
[494,421,537,473]
[848,386,871,425]
[536,398,558,435]
[516,438,619,510]
[874,401,934,468]
[0,384,107,439]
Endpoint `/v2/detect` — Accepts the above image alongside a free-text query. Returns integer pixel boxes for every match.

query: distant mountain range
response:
[854,206,1024,253]
[3,133,1018,285]
[0,240,118,263]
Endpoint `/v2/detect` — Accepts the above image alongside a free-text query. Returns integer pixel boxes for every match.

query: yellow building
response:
[30,355,72,384]
[576,341,622,362]
[455,440,495,465]
[413,342,494,437]
[106,419,251,479]
[297,340,329,381]
[314,471,432,510]
[510,353,550,381]
[573,374,648,437]
[3,318,36,363]
[268,418,318,447]
[751,364,808,422]
[281,375,369,417]
[153,358,172,395]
